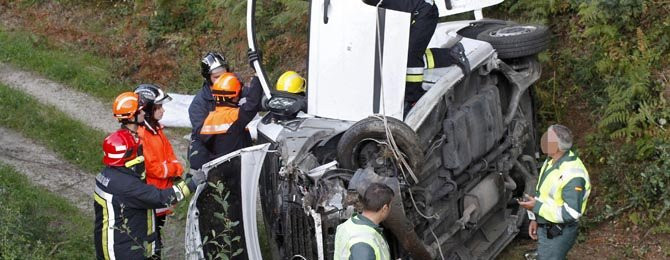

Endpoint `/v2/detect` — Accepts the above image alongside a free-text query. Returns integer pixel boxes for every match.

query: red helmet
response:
[102,129,139,166]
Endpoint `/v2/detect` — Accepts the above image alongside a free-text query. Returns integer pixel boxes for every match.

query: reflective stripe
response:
[114,145,127,152]
[115,96,136,111]
[200,106,239,135]
[406,67,424,74]
[162,161,168,178]
[406,74,424,83]
[563,204,582,219]
[146,209,155,256]
[156,207,171,215]
[200,123,231,134]
[106,152,125,159]
[172,181,191,201]
[425,49,435,69]
[95,186,116,260]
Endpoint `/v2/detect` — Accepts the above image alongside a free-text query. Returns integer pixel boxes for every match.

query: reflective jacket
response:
[199,76,263,158]
[188,76,263,168]
[334,215,390,260]
[93,165,194,260]
[532,150,591,224]
[138,124,184,216]
[200,106,239,135]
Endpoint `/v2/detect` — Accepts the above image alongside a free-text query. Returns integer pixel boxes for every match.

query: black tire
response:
[336,116,424,181]
[456,19,513,39]
[476,24,550,59]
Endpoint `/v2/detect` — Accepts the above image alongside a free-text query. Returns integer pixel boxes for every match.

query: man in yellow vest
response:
[519,124,591,260]
[334,183,393,260]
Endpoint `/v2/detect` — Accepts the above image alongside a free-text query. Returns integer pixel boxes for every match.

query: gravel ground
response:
[0,127,93,213]
[0,62,187,258]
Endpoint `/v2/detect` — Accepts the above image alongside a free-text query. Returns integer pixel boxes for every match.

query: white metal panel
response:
[435,0,503,18]
[380,10,411,119]
[308,0,410,121]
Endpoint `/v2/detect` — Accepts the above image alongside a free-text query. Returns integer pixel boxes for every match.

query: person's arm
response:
[188,90,210,136]
[161,131,184,178]
[232,76,263,129]
[532,177,586,223]
[240,76,263,113]
[348,243,376,260]
[118,177,195,209]
[142,134,171,180]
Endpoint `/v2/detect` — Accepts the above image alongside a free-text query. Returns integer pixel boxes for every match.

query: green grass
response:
[0,83,106,173]
[0,28,128,101]
[0,163,94,259]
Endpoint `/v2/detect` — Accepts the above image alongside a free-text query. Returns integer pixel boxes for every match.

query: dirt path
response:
[0,62,188,258]
[0,62,190,159]
[0,127,93,213]
[0,63,118,133]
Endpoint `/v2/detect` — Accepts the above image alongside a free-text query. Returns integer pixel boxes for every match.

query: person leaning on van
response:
[334,183,395,260]
[518,124,592,260]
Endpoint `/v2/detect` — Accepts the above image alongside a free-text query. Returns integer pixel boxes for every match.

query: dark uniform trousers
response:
[364,0,439,104]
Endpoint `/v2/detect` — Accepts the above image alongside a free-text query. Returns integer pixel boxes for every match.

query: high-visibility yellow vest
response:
[333,216,390,260]
[200,106,239,135]
[535,150,591,223]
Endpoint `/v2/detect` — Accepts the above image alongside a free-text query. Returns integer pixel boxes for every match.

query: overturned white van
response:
[186,0,549,259]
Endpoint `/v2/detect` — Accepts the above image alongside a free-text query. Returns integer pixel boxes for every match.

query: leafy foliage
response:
[201,181,243,260]
[498,0,670,226]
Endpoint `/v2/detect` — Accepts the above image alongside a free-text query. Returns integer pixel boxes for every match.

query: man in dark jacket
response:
[95,128,206,260]
[188,51,263,170]
[188,52,230,171]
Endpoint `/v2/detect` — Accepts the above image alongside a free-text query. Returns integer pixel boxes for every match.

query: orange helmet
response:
[113,92,142,122]
[212,72,242,99]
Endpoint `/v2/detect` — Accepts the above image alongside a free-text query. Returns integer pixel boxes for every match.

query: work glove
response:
[248,49,262,71]
[190,169,207,186]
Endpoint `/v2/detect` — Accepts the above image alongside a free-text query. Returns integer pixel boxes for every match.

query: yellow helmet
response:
[276,71,305,94]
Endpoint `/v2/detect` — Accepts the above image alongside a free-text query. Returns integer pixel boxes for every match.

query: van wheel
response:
[477,24,550,59]
[457,19,513,39]
[337,116,424,182]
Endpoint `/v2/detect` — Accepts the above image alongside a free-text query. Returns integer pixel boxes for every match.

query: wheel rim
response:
[489,26,537,37]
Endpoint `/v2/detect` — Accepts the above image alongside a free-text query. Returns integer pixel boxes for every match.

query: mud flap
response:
[185,143,271,260]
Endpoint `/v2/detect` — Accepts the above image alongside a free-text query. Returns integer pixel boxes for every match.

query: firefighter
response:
[188,52,231,171]
[334,183,394,260]
[95,92,206,260]
[134,84,184,258]
[195,68,263,259]
[198,72,263,156]
[362,0,438,105]
[361,0,470,108]
[188,50,262,170]
[518,124,591,260]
